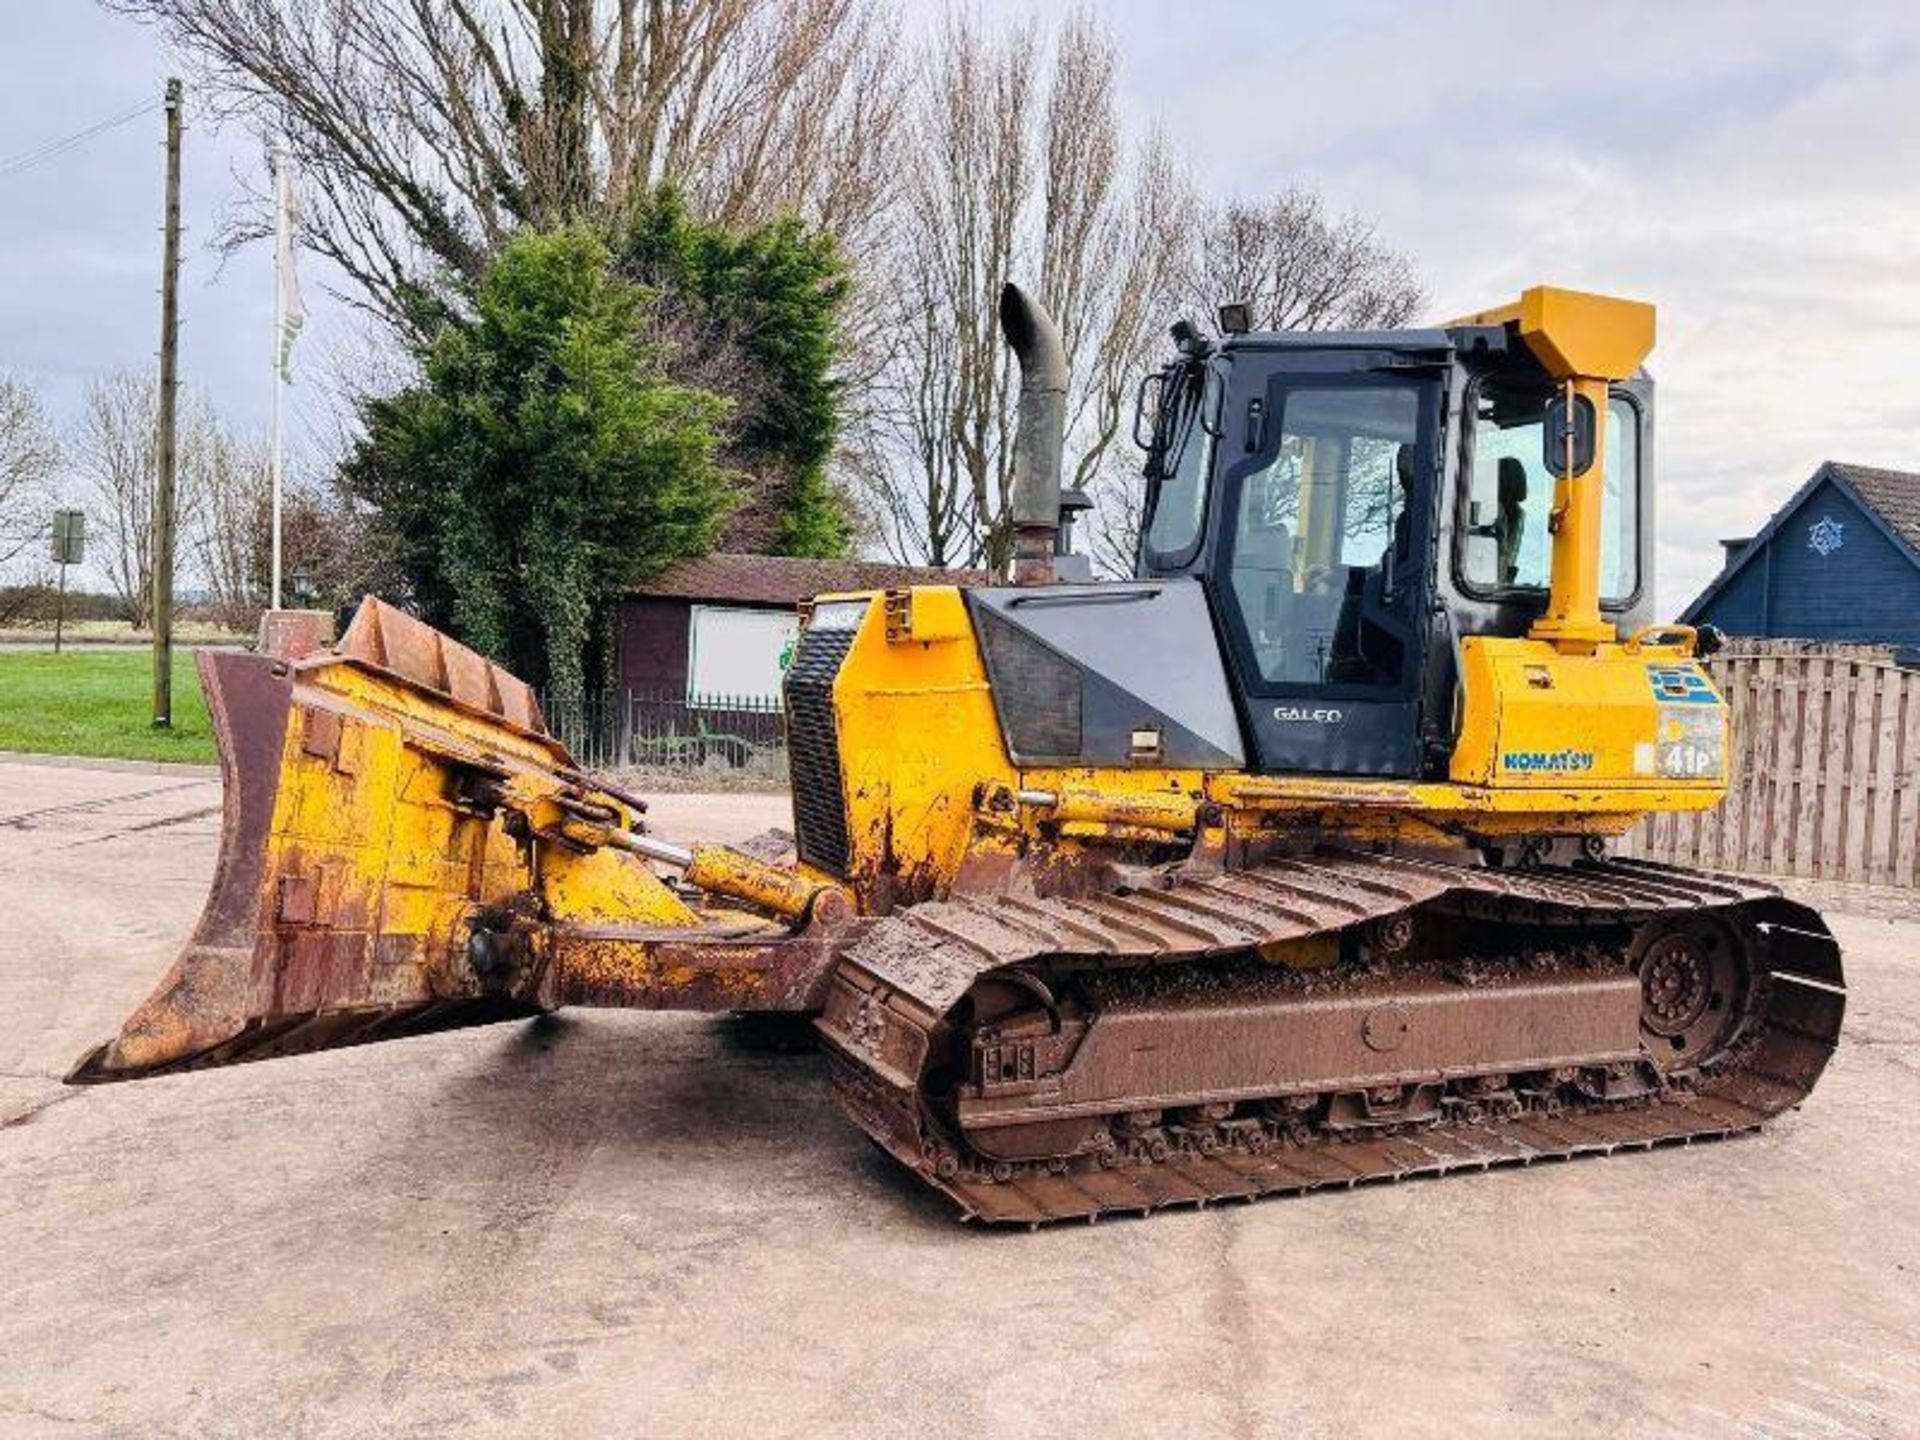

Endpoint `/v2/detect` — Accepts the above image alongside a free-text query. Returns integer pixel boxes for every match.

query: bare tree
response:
[188,407,404,633]
[1085,190,1425,577]
[73,371,211,629]
[190,425,266,631]
[264,477,407,615]
[0,376,60,575]
[851,13,1034,569]
[115,1,1425,583]
[854,10,1187,573]
[1184,189,1424,334]
[110,0,903,332]
[75,372,160,628]
[1086,440,1150,582]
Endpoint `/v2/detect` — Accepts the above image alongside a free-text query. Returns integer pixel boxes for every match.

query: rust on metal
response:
[67,649,296,1081]
[549,916,857,1014]
[67,609,856,1085]
[336,596,546,736]
[816,851,1846,1224]
[256,608,337,662]
[952,968,1644,1132]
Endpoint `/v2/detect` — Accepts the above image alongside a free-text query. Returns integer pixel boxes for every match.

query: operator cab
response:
[1135,315,1654,778]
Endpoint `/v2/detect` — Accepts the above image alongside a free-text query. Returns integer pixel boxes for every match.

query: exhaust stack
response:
[999,282,1068,585]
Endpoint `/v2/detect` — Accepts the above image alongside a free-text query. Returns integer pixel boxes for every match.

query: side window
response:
[1464,384,1639,600]
[1227,385,1421,689]
[1599,400,1639,599]
[1143,378,1217,566]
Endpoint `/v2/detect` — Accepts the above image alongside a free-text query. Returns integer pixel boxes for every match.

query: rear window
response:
[1463,384,1639,602]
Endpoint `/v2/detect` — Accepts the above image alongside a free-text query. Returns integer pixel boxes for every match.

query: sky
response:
[0,2,361,463]
[1083,0,1920,612]
[4,1,1919,612]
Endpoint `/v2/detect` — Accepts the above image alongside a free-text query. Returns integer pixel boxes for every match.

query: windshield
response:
[1464,383,1639,601]
[1143,368,1215,566]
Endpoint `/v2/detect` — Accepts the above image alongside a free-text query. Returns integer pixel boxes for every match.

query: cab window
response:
[1464,382,1639,600]
[1227,384,1422,689]
[1143,373,1216,566]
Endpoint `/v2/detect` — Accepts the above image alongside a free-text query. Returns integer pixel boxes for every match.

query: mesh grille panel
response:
[783,606,862,875]
[977,610,1083,761]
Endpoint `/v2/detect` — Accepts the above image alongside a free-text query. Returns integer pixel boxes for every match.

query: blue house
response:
[1679,462,1920,648]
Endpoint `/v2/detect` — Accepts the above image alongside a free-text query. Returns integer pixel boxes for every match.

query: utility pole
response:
[152,77,182,729]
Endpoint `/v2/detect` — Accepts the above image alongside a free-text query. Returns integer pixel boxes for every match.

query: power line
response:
[0,96,164,181]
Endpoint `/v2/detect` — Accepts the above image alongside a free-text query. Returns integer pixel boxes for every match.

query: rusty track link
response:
[816,851,1846,1225]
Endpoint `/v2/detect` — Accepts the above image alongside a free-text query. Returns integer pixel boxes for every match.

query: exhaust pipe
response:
[999,282,1068,585]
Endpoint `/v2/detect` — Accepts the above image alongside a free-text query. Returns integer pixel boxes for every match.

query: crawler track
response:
[816,852,1845,1225]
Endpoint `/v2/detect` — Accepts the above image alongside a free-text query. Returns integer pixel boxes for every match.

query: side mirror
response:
[1695,623,1727,658]
[1216,301,1252,335]
[1543,393,1597,478]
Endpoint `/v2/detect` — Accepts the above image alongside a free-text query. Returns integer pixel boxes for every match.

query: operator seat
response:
[1328,446,1417,685]
[1231,515,1295,681]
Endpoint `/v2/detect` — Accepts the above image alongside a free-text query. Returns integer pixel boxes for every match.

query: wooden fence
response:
[1622,643,1920,887]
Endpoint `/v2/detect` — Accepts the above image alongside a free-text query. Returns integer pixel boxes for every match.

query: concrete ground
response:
[1,756,1916,1440]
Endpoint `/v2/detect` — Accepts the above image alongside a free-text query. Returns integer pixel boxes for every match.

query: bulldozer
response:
[69,283,1845,1225]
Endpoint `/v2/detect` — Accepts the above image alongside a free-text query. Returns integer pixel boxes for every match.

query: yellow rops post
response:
[72,282,1844,1226]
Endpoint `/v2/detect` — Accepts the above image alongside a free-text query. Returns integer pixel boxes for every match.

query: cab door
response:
[1210,367,1441,777]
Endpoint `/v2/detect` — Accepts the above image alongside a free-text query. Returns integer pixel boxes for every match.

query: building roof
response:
[1680,462,1920,624]
[1832,463,1920,553]
[629,552,987,607]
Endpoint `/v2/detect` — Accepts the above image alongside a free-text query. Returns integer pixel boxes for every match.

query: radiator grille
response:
[783,602,864,876]
[976,609,1084,762]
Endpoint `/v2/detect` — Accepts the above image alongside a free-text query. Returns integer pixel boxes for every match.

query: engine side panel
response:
[968,579,1245,769]
[1450,636,1728,791]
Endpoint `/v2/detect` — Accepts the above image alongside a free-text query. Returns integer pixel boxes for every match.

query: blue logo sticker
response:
[1646,664,1717,705]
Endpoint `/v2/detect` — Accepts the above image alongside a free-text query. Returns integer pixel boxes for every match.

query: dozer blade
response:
[68,603,611,1083]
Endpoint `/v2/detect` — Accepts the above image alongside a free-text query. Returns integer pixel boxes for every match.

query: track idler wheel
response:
[1633,918,1747,1073]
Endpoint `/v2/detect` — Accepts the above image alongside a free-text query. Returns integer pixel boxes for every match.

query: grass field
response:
[0,618,247,646]
[0,650,218,765]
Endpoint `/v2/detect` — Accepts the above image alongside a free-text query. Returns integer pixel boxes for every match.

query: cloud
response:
[1088,0,1920,613]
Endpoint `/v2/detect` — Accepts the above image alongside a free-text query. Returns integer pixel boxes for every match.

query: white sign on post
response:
[686,605,800,706]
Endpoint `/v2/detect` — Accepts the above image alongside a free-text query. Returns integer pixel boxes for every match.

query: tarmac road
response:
[1,755,1916,1439]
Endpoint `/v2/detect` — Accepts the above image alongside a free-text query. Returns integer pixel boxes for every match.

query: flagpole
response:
[269,140,287,611]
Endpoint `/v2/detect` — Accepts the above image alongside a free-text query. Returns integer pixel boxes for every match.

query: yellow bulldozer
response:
[71,283,1845,1225]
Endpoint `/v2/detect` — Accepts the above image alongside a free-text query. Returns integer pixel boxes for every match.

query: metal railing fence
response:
[539,685,788,776]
